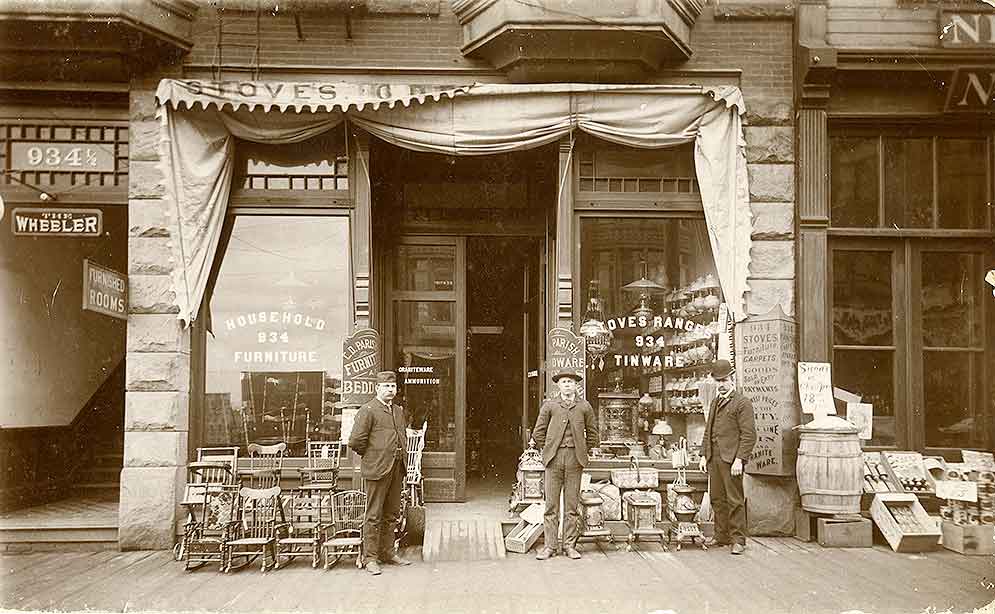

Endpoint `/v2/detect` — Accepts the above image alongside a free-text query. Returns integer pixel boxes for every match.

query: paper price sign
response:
[797,362,836,415]
[846,402,873,440]
[935,480,978,503]
[962,450,995,472]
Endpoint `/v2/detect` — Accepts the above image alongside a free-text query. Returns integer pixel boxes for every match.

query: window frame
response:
[192,206,354,455]
[828,122,995,235]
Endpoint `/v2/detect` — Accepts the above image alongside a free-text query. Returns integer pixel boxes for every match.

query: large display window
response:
[204,215,351,454]
[578,217,723,457]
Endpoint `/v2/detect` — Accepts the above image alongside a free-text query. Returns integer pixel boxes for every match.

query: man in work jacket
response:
[531,370,599,561]
[699,359,757,555]
[348,370,412,575]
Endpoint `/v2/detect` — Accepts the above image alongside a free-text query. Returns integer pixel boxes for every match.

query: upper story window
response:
[235,130,348,192]
[577,140,698,195]
[830,126,993,230]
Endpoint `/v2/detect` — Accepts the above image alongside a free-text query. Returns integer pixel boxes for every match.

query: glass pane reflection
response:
[833,349,896,447]
[833,251,893,346]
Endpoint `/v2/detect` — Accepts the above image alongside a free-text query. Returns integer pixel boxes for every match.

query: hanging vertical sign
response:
[82,259,127,320]
[545,328,587,399]
[341,328,381,405]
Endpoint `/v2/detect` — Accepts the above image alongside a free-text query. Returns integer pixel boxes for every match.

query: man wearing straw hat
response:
[698,359,756,555]
[349,370,412,575]
[531,369,599,561]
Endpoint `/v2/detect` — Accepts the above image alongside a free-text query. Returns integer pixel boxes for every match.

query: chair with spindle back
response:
[223,486,283,572]
[274,489,333,569]
[297,441,342,493]
[240,442,286,489]
[321,489,367,570]
[176,446,239,565]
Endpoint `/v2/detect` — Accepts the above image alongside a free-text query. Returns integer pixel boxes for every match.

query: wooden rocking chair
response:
[223,486,283,573]
[321,489,367,570]
[239,442,286,489]
[274,490,332,569]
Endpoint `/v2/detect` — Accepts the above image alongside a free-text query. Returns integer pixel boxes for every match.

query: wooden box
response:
[941,522,995,556]
[870,493,940,553]
[504,521,543,554]
[817,517,872,548]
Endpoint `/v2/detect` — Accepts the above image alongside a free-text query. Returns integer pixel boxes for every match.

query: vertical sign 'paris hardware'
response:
[341,328,381,405]
[82,260,127,320]
[735,305,799,476]
[545,328,586,399]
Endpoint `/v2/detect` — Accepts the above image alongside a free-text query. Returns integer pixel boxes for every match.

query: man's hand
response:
[731,458,744,476]
[698,456,707,472]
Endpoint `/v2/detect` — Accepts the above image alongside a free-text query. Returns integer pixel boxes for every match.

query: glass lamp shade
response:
[632,294,655,321]
[579,318,613,358]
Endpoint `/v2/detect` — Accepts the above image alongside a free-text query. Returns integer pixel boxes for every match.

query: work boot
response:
[534,547,555,560]
[563,546,582,560]
[365,561,383,575]
[383,553,412,566]
[731,543,746,555]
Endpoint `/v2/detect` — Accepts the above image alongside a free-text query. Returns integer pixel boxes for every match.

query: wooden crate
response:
[870,493,940,553]
[504,521,543,554]
[817,517,872,548]
[941,522,995,556]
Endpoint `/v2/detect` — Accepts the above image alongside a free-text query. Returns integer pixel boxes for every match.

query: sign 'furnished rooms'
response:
[735,305,799,477]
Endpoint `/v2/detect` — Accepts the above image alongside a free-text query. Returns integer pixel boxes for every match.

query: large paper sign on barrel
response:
[546,328,587,399]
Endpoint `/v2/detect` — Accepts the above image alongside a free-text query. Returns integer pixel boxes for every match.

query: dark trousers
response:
[708,455,747,545]
[363,457,404,564]
[543,447,582,550]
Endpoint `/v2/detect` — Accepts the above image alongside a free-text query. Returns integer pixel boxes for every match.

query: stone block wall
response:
[119,72,191,551]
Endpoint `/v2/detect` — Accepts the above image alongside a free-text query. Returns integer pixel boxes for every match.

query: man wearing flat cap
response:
[348,370,412,574]
[531,370,598,561]
[698,359,756,555]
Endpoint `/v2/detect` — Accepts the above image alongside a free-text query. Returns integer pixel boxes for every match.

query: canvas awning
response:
[154,80,753,325]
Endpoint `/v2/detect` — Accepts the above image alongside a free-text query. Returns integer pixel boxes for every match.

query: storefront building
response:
[2,1,797,550]
[795,1,994,458]
[0,2,198,517]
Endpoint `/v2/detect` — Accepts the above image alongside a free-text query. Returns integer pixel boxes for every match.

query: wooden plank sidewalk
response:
[3,537,993,614]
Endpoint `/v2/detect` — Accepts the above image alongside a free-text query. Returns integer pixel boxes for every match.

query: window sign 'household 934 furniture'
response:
[205,216,351,455]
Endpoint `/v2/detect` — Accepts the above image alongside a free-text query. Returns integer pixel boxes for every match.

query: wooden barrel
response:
[795,416,863,514]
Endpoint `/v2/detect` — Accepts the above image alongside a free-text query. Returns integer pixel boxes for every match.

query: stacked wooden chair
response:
[177,447,239,570]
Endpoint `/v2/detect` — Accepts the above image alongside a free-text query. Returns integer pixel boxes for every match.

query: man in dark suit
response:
[348,371,412,575]
[531,370,599,560]
[699,359,757,555]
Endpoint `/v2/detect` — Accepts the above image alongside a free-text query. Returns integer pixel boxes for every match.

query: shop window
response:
[205,216,350,453]
[578,217,721,454]
[830,128,993,231]
[937,138,988,229]
[577,142,698,194]
[831,250,897,447]
[921,251,988,448]
[235,131,348,191]
[830,137,879,228]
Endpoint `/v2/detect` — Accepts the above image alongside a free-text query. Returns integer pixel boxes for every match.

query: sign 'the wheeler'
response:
[83,259,127,320]
[12,208,102,237]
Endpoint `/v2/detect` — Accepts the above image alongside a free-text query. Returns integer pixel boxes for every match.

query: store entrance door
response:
[388,236,544,503]
[465,237,544,500]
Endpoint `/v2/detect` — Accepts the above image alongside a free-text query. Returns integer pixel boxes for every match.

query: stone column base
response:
[745,474,800,536]
[118,466,184,551]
